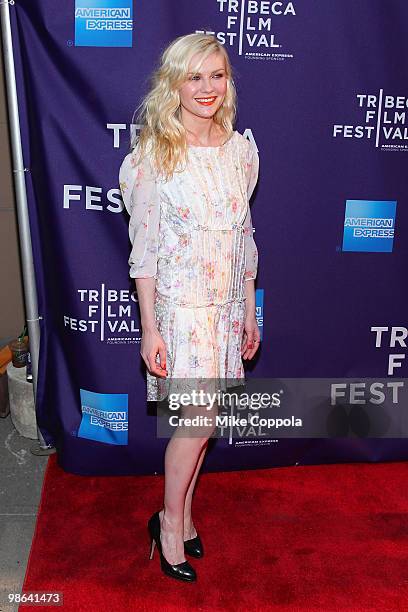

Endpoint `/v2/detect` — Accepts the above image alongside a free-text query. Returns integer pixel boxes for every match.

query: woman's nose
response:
[200,77,213,93]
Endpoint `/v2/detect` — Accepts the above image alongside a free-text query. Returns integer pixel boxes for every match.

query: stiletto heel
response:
[149,536,156,560]
[184,533,204,559]
[147,511,197,582]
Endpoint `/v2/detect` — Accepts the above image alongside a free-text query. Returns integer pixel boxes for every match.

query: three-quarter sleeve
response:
[119,146,160,279]
[243,139,259,281]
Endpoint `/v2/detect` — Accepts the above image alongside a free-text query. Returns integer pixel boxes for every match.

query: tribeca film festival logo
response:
[74,0,133,47]
[196,0,296,61]
[342,200,397,253]
[333,90,408,151]
[372,326,408,378]
[326,325,408,439]
[63,286,140,344]
[62,286,264,345]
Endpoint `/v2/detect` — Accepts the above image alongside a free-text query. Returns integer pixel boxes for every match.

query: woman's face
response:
[178,51,227,121]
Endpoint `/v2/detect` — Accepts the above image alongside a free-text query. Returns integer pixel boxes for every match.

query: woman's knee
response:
[172,402,218,442]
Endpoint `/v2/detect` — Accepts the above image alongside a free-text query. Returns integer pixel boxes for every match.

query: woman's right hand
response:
[140,327,168,378]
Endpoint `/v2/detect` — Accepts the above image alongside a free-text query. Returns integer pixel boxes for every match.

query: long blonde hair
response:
[130,33,237,181]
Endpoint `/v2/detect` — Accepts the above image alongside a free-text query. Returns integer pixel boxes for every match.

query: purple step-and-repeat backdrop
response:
[10,1,408,475]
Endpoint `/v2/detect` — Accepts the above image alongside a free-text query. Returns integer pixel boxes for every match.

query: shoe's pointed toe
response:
[184,533,204,558]
[163,560,197,582]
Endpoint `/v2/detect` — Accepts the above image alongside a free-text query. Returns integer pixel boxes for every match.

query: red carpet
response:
[21,455,408,611]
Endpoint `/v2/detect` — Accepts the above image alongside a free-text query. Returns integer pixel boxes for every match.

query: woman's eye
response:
[189,73,224,81]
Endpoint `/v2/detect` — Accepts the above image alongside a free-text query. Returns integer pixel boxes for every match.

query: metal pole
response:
[0,0,54,453]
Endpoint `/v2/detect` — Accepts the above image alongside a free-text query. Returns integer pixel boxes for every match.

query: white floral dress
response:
[119,130,259,401]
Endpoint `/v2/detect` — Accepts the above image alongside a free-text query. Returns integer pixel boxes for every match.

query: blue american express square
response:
[78,388,128,445]
[342,200,396,252]
[75,0,133,47]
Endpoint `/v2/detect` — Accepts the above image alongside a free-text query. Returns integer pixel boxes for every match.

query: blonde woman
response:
[119,33,260,582]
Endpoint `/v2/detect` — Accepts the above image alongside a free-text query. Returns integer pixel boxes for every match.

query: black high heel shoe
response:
[148,511,197,582]
[184,532,204,558]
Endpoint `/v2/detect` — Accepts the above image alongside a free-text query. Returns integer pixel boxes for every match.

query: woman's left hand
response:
[241,315,261,360]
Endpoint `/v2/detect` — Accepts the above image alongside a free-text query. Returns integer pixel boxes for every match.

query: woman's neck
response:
[184,122,226,147]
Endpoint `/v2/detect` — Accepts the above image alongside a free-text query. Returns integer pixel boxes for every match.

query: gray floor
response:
[0,413,48,612]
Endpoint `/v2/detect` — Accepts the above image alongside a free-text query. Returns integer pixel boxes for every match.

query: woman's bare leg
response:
[159,402,216,564]
[183,441,208,540]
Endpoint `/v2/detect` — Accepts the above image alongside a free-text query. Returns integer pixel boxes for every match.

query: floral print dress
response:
[119,130,259,401]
